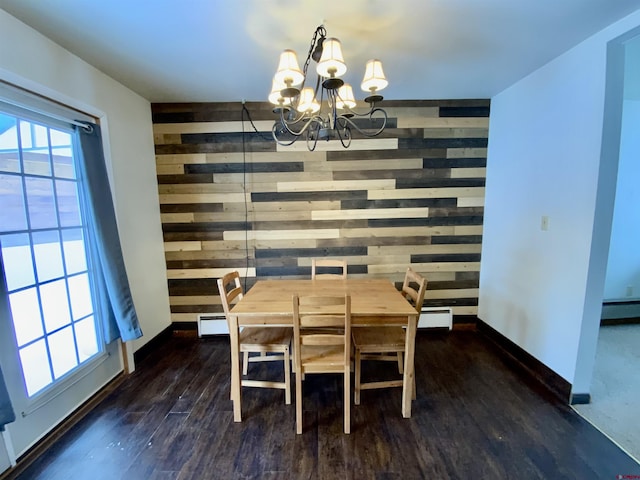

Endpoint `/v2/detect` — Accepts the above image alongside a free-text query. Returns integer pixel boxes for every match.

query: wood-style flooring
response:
[7,330,640,479]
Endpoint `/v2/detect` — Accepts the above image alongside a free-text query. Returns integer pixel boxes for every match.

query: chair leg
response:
[344,367,350,434]
[354,347,361,405]
[243,351,249,375]
[397,351,404,374]
[284,348,291,405]
[295,370,303,435]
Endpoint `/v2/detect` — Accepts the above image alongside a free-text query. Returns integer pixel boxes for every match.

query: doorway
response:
[572,29,640,461]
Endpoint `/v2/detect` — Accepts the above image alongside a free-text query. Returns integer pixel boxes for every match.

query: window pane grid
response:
[1,110,102,398]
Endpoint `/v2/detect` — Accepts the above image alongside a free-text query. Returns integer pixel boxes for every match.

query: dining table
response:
[228,278,419,422]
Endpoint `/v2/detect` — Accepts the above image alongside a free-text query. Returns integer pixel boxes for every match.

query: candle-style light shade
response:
[274,49,305,87]
[361,59,388,93]
[336,84,356,109]
[268,78,292,106]
[296,87,321,113]
[316,38,347,78]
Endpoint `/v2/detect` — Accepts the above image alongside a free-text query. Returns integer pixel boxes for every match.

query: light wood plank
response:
[425,288,479,299]
[276,138,398,152]
[452,305,478,315]
[158,183,235,194]
[223,229,340,241]
[206,151,326,164]
[404,262,481,273]
[159,193,248,204]
[450,168,486,178]
[153,120,274,134]
[167,267,257,279]
[247,201,341,212]
[161,213,195,223]
[368,187,485,200]
[155,164,185,175]
[398,117,489,129]
[457,197,485,207]
[170,313,199,322]
[340,226,456,238]
[312,207,428,221]
[155,153,207,164]
[214,171,333,184]
[322,158,423,171]
[164,241,202,252]
[252,238,318,249]
[368,244,482,255]
[279,179,395,193]
[169,295,219,306]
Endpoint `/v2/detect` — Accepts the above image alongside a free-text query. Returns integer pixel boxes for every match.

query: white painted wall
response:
[0,9,171,351]
[479,9,640,387]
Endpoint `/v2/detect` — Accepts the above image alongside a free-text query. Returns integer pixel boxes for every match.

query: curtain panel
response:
[75,123,143,343]
[0,366,15,432]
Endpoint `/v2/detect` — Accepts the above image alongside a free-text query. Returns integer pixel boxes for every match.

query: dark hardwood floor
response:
[7,330,639,480]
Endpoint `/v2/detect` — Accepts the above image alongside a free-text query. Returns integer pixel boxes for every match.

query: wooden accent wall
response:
[151,100,489,324]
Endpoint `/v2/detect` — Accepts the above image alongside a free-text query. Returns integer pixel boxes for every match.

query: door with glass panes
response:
[0,106,122,457]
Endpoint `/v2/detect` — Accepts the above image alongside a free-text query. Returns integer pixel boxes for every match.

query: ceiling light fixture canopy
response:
[269,25,388,151]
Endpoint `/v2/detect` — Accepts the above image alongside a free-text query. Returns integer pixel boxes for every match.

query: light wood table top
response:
[230,279,417,323]
[228,278,419,423]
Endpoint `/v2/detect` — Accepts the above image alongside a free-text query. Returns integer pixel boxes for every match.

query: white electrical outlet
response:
[541,216,549,231]
[626,285,633,297]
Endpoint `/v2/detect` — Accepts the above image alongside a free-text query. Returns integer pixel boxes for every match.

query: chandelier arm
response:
[277,106,307,125]
[306,124,320,151]
[272,114,326,146]
[271,123,296,146]
[334,118,352,148]
[335,107,388,138]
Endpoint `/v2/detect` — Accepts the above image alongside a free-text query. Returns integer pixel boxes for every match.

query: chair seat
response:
[352,326,405,350]
[240,327,292,348]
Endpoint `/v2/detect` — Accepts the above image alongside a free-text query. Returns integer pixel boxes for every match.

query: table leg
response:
[402,314,417,418]
[229,314,242,422]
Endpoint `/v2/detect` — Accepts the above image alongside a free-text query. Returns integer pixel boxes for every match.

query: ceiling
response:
[1,0,640,103]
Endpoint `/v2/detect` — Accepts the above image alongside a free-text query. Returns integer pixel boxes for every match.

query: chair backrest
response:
[311,258,347,279]
[401,268,427,313]
[292,295,351,367]
[217,271,244,317]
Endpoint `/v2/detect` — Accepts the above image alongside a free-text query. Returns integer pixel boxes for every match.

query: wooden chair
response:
[217,271,292,405]
[311,258,347,279]
[292,294,351,434]
[352,267,427,405]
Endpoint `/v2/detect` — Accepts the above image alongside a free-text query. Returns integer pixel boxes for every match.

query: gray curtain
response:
[0,366,15,431]
[75,123,142,343]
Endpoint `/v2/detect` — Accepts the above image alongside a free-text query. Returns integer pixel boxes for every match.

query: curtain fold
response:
[75,123,142,343]
[0,366,15,431]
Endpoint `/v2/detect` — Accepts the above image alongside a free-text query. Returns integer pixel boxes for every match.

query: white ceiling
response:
[1,0,640,103]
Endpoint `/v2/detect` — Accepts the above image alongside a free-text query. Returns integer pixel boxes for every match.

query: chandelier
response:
[268,25,389,151]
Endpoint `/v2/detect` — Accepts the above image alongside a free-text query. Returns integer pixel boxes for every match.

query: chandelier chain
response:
[302,26,326,78]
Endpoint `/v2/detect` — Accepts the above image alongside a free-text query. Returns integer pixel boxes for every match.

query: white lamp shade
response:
[316,38,347,78]
[336,84,356,109]
[268,78,292,106]
[361,59,388,93]
[296,87,320,113]
[274,49,304,87]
